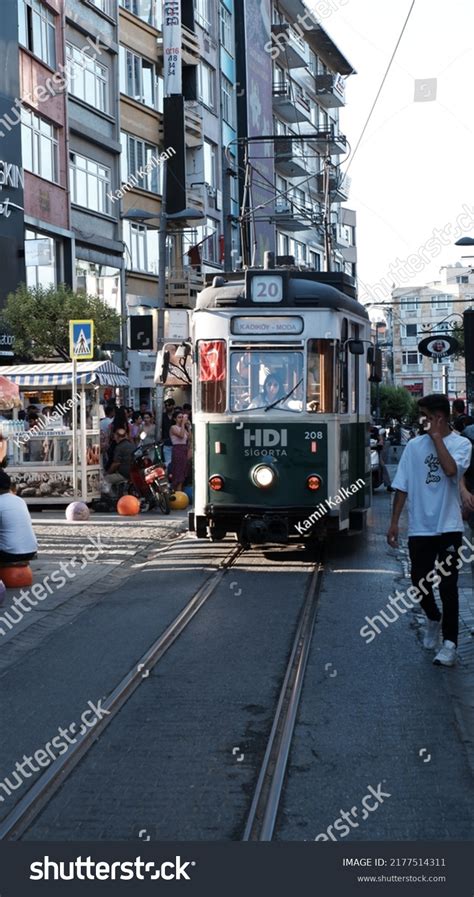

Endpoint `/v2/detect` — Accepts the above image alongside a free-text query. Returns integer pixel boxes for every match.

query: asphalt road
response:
[0,493,473,842]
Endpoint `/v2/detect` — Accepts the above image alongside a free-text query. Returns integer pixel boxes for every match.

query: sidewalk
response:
[0,509,189,666]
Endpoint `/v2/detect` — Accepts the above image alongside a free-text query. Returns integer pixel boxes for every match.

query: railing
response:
[166,268,205,308]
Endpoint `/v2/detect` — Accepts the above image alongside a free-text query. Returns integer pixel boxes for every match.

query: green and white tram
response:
[189,264,373,546]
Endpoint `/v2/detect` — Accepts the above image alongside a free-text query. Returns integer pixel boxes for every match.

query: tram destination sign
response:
[231,316,303,335]
[418,334,459,359]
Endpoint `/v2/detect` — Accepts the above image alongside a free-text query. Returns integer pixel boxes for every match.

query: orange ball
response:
[0,566,34,588]
[116,494,141,516]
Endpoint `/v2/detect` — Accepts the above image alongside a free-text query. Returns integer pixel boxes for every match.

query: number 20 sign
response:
[250,275,283,303]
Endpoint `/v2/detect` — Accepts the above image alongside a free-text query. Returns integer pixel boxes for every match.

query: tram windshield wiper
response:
[264,378,303,412]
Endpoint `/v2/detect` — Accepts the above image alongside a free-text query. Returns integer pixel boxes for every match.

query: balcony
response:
[166,267,205,308]
[315,169,349,202]
[400,336,418,347]
[270,22,308,68]
[182,23,200,65]
[306,125,347,155]
[274,198,314,231]
[272,83,311,123]
[184,100,203,147]
[314,74,346,108]
[274,136,308,178]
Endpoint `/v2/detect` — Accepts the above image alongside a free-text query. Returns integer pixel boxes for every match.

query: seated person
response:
[249,373,302,411]
[0,470,38,563]
[104,428,134,486]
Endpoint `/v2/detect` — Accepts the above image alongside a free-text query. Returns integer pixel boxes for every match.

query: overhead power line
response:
[345,0,417,176]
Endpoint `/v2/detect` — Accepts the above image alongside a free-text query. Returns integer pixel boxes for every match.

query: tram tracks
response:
[243,553,325,841]
[0,541,326,842]
[0,541,244,841]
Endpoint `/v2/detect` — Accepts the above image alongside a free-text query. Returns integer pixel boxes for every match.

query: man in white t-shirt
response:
[0,470,38,562]
[387,394,472,666]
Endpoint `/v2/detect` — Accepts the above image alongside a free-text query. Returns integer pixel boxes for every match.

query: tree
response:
[371,384,418,422]
[1,284,122,361]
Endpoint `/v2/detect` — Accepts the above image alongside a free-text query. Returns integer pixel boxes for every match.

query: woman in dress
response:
[169,410,190,492]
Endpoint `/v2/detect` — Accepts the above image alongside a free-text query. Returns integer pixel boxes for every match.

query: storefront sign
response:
[0,326,14,356]
[163,1,182,95]
[0,160,24,218]
[418,334,459,358]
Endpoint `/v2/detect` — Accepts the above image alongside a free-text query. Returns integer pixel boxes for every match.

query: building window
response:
[76,261,121,313]
[194,0,212,31]
[294,241,306,264]
[198,62,215,109]
[400,295,419,313]
[70,152,111,215]
[456,275,469,284]
[219,3,233,51]
[221,76,235,127]
[123,220,159,273]
[309,250,321,270]
[203,140,217,189]
[119,0,160,27]
[120,133,160,193]
[66,43,109,113]
[402,323,418,337]
[18,0,56,68]
[432,293,451,309]
[277,232,289,257]
[119,45,159,109]
[21,109,58,182]
[402,351,423,365]
[25,228,57,289]
[89,0,115,15]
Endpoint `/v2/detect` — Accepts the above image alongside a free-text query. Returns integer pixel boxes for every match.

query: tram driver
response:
[249,372,303,411]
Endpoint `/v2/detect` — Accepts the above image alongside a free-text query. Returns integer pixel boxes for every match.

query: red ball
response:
[116,494,141,516]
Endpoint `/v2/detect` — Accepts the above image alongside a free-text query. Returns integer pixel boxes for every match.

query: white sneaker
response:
[423,619,441,650]
[433,640,457,666]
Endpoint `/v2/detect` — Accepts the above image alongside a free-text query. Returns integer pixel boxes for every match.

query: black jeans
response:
[408,532,463,645]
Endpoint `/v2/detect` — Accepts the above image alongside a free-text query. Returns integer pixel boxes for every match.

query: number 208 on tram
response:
[190,266,373,546]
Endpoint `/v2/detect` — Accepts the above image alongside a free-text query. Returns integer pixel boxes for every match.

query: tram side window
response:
[339,318,348,413]
[350,323,359,413]
[197,340,227,413]
[306,339,336,412]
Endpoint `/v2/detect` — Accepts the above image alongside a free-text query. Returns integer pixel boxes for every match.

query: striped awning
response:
[0,360,129,387]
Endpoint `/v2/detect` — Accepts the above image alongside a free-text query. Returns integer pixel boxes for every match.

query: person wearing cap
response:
[0,470,38,563]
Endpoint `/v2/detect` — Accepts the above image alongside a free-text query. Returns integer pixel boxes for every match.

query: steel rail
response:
[0,543,244,841]
[242,558,325,841]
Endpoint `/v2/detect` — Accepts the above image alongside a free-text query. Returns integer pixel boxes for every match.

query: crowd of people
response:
[100,398,192,494]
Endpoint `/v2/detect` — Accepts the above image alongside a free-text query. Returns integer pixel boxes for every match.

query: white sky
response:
[309,0,474,310]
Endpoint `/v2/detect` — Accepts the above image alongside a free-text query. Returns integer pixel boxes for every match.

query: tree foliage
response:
[371,384,418,422]
[1,284,122,361]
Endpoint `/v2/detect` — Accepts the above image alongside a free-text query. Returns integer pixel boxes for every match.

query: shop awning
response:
[0,360,129,387]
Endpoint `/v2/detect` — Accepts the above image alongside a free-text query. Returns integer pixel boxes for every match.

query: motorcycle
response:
[128,433,171,514]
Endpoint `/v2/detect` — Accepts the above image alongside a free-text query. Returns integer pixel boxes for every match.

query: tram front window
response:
[230,350,304,412]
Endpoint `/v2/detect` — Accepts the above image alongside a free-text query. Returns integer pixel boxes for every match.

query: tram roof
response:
[195,270,369,319]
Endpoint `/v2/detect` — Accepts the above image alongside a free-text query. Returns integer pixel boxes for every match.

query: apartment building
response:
[391,264,474,400]
[66,0,123,328]
[0,0,75,304]
[235,0,355,272]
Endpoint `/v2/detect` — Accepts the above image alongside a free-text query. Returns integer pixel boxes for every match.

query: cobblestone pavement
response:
[0,509,188,672]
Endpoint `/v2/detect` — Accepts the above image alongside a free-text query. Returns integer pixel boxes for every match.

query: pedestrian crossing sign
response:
[69,320,94,360]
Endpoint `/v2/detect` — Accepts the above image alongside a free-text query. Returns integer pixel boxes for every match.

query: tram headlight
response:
[307,474,322,491]
[251,465,276,489]
[209,474,225,491]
